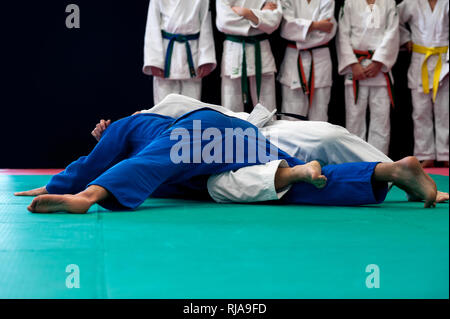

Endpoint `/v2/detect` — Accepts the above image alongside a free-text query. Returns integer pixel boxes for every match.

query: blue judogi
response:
[46,108,388,210]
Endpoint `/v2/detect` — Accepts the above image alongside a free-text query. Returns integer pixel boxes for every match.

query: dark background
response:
[0,0,413,168]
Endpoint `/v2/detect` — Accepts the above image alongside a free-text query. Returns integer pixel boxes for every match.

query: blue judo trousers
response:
[46,109,388,211]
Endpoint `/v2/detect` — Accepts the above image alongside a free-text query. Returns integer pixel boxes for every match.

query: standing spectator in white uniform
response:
[278,0,337,121]
[143,0,217,104]
[337,0,400,155]
[216,0,282,112]
[398,0,449,168]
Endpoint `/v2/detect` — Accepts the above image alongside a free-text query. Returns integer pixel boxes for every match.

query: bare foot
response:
[28,194,92,214]
[394,157,437,208]
[421,159,435,168]
[291,161,328,189]
[15,186,48,197]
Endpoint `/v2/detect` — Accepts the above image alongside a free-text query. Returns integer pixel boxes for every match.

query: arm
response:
[336,0,359,75]
[247,0,283,34]
[197,2,217,76]
[371,0,400,73]
[216,0,252,35]
[281,0,337,48]
[142,0,165,76]
[397,0,412,49]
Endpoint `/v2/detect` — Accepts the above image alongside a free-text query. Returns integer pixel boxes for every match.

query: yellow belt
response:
[412,43,448,102]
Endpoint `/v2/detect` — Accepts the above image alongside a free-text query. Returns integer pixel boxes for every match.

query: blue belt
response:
[162,30,200,78]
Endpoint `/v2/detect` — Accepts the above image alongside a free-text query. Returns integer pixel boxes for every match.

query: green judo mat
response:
[0,174,448,299]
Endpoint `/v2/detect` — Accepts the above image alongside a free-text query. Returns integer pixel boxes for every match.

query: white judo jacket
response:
[398,0,449,90]
[143,0,217,79]
[278,0,337,89]
[141,94,391,203]
[337,0,400,86]
[216,0,282,78]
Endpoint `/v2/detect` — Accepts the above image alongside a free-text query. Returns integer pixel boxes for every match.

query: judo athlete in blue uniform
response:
[16,108,438,213]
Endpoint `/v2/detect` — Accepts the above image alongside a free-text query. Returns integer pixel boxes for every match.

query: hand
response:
[197,63,215,78]
[262,2,277,10]
[364,61,383,78]
[311,18,334,33]
[232,6,249,17]
[351,63,367,81]
[403,41,413,53]
[151,66,164,77]
[132,111,142,116]
[91,119,111,142]
[232,6,259,24]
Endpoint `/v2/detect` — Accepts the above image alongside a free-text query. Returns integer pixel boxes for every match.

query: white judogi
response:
[141,94,392,203]
[278,0,337,121]
[216,0,282,112]
[337,0,399,155]
[398,0,449,162]
[143,0,216,104]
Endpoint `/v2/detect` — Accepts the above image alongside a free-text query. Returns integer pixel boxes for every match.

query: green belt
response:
[225,34,270,105]
[162,30,200,78]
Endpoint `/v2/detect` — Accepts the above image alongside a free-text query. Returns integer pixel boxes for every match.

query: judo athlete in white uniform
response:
[398,0,449,168]
[88,94,447,206]
[278,0,337,121]
[143,0,217,104]
[216,0,282,112]
[337,0,400,155]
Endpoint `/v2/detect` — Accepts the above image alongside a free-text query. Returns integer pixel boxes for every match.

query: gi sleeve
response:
[336,0,359,75]
[281,0,337,49]
[207,160,291,203]
[371,0,400,73]
[198,2,217,69]
[397,0,412,46]
[143,0,165,75]
[249,0,283,34]
[216,0,252,35]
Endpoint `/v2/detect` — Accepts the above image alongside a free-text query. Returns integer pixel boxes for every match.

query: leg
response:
[372,157,437,208]
[249,73,277,112]
[367,86,391,155]
[411,87,435,163]
[345,85,369,141]
[27,185,109,214]
[308,86,331,122]
[181,78,202,100]
[16,116,148,197]
[221,76,245,112]
[153,77,180,104]
[280,84,308,121]
[434,76,449,164]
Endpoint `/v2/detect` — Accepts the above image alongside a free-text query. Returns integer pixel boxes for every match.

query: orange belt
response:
[287,42,329,107]
[353,49,395,108]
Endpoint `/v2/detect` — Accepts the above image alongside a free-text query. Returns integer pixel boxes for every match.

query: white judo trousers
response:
[143,0,216,104]
[344,85,391,155]
[278,0,337,122]
[153,77,202,104]
[411,76,449,161]
[337,0,399,155]
[398,0,449,162]
[216,0,282,112]
[281,86,331,121]
[141,94,392,203]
